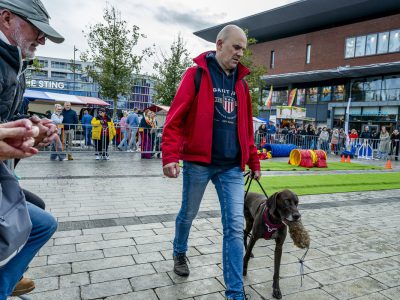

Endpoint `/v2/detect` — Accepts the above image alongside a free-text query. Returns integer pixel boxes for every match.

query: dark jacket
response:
[162,51,260,172]
[62,109,78,130]
[0,38,26,122]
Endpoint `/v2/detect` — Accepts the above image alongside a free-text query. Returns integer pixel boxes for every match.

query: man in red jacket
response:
[162,24,260,300]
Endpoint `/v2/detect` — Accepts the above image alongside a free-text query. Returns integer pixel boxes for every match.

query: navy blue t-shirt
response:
[206,52,241,167]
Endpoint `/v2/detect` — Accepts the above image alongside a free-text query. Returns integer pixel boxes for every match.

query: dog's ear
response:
[268,192,279,217]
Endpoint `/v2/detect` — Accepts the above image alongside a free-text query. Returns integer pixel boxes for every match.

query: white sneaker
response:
[127,149,133,152]
[104,156,110,160]
[95,155,101,160]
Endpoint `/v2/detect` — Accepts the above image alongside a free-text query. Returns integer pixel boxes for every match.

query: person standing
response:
[91,108,116,160]
[117,111,128,151]
[0,0,63,297]
[50,104,66,161]
[390,129,399,161]
[81,109,93,148]
[62,102,78,160]
[162,25,260,300]
[377,126,390,159]
[126,108,140,152]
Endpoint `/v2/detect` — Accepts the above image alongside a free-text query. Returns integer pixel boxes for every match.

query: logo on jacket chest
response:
[213,88,237,114]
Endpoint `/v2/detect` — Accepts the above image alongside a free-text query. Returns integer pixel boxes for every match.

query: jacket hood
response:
[193,51,250,80]
[0,39,20,72]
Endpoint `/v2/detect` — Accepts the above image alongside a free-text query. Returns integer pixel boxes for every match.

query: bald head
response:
[215,24,247,74]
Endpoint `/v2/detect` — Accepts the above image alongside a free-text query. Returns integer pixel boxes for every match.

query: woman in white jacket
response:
[50,104,67,161]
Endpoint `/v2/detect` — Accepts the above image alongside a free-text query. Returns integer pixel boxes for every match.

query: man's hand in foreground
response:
[163,162,180,178]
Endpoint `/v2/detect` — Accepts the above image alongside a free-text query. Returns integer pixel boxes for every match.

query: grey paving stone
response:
[169,264,223,284]
[304,257,343,272]
[129,272,173,291]
[52,230,82,238]
[29,287,80,300]
[371,269,400,287]
[380,286,400,299]
[48,250,104,264]
[103,245,138,257]
[90,263,155,283]
[136,241,172,253]
[155,278,225,300]
[308,265,369,285]
[194,292,225,300]
[252,275,321,298]
[103,229,155,240]
[124,222,165,231]
[81,279,132,299]
[106,289,159,300]
[351,292,393,300]
[26,263,71,279]
[82,225,126,235]
[160,246,201,259]
[246,256,274,271]
[60,273,90,288]
[76,238,135,252]
[322,277,388,300]
[133,251,164,263]
[29,255,48,267]
[355,258,400,274]
[38,244,76,256]
[194,243,222,255]
[72,255,134,273]
[134,234,172,244]
[280,289,336,300]
[243,268,273,285]
[30,277,59,293]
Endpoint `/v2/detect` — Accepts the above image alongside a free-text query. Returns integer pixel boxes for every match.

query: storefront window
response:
[377,32,389,54]
[272,90,288,105]
[355,36,366,57]
[345,37,355,58]
[364,77,382,101]
[332,85,345,102]
[306,87,318,103]
[365,34,377,55]
[389,29,400,53]
[351,80,364,101]
[320,86,331,102]
[296,88,306,106]
[383,75,400,101]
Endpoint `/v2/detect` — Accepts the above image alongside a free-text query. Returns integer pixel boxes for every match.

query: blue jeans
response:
[128,127,138,151]
[0,203,57,299]
[118,129,128,150]
[173,162,245,300]
[84,126,92,146]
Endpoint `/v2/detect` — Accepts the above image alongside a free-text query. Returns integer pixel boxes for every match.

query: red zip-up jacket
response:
[162,51,260,172]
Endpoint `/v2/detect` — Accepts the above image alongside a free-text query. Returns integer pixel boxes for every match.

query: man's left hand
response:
[30,116,58,146]
[251,170,262,180]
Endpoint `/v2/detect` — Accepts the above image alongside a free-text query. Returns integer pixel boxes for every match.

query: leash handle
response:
[244,171,268,199]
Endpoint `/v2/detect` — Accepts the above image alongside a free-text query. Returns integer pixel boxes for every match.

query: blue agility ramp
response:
[357,144,373,159]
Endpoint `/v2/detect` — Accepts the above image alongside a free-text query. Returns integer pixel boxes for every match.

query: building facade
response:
[194,0,400,133]
[27,56,155,111]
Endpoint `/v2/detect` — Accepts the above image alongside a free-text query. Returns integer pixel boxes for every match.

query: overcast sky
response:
[39,0,297,73]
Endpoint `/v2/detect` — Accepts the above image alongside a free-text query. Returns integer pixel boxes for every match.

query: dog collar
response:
[262,206,284,240]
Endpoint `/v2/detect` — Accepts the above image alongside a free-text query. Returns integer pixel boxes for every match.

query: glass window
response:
[365,34,377,55]
[320,86,332,102]
[383,75,400,101]
[332,85,345,102]
[364,77,382,101]
[272,90,288,105]
[351,79,364,101]
[377,32,389,54]
[296,88,306,106]
[345,37,355,58]
[270,50,275,69]
[306,87,318,103]
[355,36,366,57]
[389,29,400,53]
[306,44,311,64]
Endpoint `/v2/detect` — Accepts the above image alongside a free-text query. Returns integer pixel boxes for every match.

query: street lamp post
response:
[73,45,78,92]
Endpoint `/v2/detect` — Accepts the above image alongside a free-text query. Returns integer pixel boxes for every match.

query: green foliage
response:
[241,32,267,116]
[81,5,149,118]
[152,35,193,106]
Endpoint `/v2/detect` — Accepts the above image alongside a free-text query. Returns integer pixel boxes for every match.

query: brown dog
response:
[243,189,300,299]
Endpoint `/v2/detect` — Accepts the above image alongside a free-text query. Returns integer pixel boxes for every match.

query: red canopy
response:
[77,96,110,106]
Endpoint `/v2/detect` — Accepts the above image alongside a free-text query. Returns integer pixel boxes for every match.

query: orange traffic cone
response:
[385,159,392,170]
[346,155,351,163]
[341,155,345,163]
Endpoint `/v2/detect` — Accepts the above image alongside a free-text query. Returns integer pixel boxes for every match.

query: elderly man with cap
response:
[0,0,64,298]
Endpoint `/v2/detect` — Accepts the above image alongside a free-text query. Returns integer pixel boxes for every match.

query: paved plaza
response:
[10,153,400,300]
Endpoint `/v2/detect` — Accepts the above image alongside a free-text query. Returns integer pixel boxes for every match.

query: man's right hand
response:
[163,162,180,178]
[0,119,39,160]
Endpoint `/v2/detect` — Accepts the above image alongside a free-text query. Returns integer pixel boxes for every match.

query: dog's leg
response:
[243,234,257,276]
[272,235,285,299]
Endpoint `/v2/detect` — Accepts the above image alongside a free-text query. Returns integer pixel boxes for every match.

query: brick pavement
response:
[9,153,400,299]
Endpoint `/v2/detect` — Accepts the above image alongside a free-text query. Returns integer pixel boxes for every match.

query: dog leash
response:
[244,171,268,199]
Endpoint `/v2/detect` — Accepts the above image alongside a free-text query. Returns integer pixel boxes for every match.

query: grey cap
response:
[0,0,64,43]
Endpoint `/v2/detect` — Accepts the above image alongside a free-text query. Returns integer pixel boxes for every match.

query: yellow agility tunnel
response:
[289,149,327,168]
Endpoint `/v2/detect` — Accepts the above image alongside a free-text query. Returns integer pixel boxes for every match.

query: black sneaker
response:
[173,255,190,276]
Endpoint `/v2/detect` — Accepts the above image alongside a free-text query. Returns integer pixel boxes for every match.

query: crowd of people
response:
[255,122,400,160]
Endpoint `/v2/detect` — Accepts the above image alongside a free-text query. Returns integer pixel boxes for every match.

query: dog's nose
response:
[292,213,301,220]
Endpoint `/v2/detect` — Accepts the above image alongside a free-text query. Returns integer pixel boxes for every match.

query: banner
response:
[265,86,273,109]
[344,97,352,148]
[288,88,297,107]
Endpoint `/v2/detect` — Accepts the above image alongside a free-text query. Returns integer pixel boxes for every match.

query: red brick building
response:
[195,0,400,132]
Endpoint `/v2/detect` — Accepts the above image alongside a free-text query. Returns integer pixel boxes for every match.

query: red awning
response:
[77,96,110,106]
[145,104,170,112]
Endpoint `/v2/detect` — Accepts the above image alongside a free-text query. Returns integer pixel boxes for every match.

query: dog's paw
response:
[272,288,282,299]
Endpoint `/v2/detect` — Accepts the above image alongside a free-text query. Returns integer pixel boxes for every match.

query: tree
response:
[241,32,267,116]
[81,5,148,118]
[152,35,193,106]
